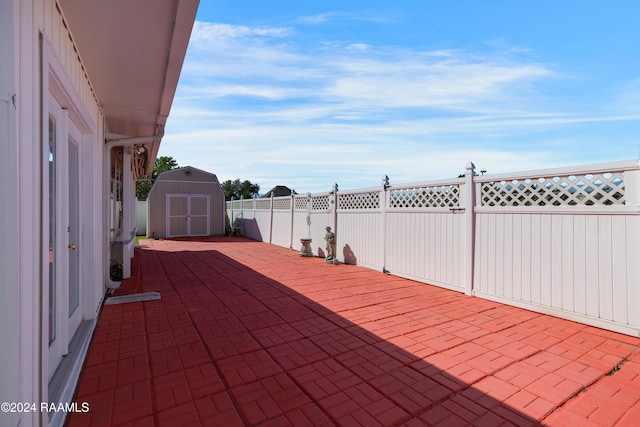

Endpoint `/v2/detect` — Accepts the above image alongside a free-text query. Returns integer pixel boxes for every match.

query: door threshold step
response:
[105,292,161,305]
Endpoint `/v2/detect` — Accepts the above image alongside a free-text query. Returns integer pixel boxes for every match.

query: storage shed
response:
[147,166,226,238]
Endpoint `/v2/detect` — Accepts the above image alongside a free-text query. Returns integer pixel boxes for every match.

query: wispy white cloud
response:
[190,22,293,41]
[297,13,333,25]
[163,21,639,193]
[296,11,397,25]
[182,84,306,101]
[185,24,552,112]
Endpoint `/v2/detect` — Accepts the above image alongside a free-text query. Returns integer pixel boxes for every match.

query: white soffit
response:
[58,0,199,139]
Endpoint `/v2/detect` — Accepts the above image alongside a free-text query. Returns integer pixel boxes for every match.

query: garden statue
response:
[324,226,337,263]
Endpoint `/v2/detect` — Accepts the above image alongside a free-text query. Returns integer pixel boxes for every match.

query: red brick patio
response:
[67,237,640,426]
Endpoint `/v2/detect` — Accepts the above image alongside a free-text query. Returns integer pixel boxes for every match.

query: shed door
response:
[166,194,210,237]
[189,195,209,236]
[167,195,188,236]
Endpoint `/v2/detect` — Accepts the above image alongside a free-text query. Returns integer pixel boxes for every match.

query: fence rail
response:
[227,160,640,336]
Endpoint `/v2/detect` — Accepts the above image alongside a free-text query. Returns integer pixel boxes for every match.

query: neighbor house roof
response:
[261,185,296,198]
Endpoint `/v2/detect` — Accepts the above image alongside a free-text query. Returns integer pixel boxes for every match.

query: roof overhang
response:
[58,0,199,177]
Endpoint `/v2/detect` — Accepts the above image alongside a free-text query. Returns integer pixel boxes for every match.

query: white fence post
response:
[626,161,640,208]
[239,196,244,235]
[306,192,312,239]
[464,162,476,295]
[269,193,274,244]
[229,198,233,232]
[381,175,390,272]
[331,183,339,236]
[289,191,295,249]
[625,162,640,329]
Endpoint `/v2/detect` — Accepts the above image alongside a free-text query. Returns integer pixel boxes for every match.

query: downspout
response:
[104,125,164,289]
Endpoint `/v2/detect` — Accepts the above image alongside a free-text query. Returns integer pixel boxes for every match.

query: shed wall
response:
[148,179,225,238]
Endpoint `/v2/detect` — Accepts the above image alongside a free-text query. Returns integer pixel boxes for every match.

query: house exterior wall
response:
[1,3,21,426]
[2,0,196,424]
[147,168,226,238]
[1,1,107,425]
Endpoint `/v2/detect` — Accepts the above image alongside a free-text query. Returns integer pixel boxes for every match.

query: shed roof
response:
[156,166,220,182]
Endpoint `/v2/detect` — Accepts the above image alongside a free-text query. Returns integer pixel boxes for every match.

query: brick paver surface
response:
[68,237,640,426]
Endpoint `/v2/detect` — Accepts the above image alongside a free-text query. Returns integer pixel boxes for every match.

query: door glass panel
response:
[68,139,79,315]
[48,115,56,345]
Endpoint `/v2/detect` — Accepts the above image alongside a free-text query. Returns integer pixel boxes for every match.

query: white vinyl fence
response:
[227,160,640,336]
[135,199,147,236]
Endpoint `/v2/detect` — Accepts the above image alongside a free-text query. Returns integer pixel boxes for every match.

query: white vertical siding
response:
[585,217,600,317]
[572,215,587,315]
[386,212,464,291]
[475,212,640,330]
[612,216,628,324]
[598,216,614,320]
[337,212,382,268]
[627,217,640,327]
[271,211,292,248]
[292,211,311,247]
[9,2,104,424]
[0,1,20,423]
[540,215,553,306]
[308,212,333,255]
[250,210,269,242]
[45,4,100,126]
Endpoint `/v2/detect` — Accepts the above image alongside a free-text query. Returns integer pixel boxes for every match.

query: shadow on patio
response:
[67,237,640,426]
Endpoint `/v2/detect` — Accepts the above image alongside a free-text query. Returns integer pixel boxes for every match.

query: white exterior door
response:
[67,132,82,338]
[47,97,84,380]
[166,194,210,237]
[47,99,62,379]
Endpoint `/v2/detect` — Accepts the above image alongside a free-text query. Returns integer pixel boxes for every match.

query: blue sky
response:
[160,0,640,194]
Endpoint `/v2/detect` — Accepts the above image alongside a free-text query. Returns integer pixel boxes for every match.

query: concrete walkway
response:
[68,237,640,426]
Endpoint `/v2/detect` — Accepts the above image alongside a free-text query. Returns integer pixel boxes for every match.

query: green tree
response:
[136,156,179,200]
[221,179,260,201]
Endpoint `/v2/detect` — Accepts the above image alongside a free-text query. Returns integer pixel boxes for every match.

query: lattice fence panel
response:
[311,195,330,211]
[227,201,243,211]
[255,199,271,210]
[389,185,460,208]
[242,199,254,210]
[294,196,309,211]
[338,192,380,210]
[273,198,291,210]
[481,172,625,207]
